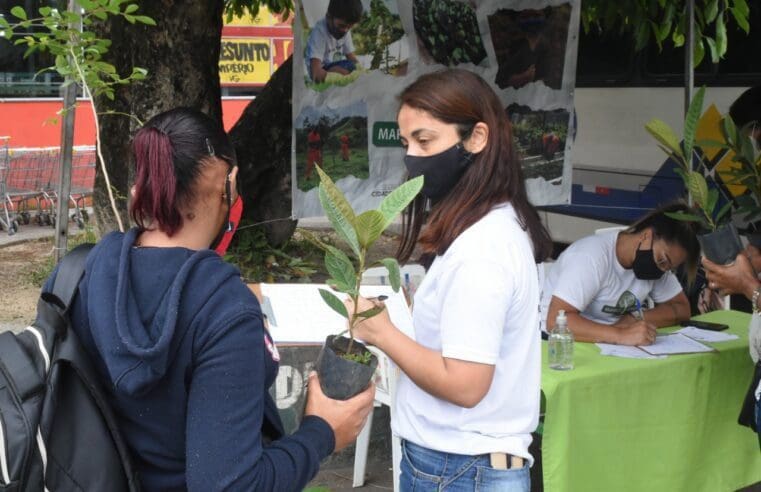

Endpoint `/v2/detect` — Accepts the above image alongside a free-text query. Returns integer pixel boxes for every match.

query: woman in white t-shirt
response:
[542,203,700,346]
[346,69,553,491]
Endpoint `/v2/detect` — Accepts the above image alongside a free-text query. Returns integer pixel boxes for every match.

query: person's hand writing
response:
[702,253,759,300]
[343,296,393,348]
[303,372,375,452]
[615,320,657,346]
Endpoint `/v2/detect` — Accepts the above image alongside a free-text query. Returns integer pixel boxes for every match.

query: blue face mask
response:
[403,143,475,204]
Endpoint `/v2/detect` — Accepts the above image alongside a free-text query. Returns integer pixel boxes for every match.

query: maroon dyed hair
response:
[129,108,236,236]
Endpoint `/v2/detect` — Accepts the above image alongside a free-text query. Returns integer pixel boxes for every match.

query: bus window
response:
[0,1,67,98]
[576,28,635,87]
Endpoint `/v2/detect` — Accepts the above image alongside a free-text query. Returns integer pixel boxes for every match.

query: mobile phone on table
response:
[680,319,729,331]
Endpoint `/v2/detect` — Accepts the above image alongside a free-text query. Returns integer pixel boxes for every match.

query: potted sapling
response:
[309,166,423,400]
[645,86,742,265]
[702,115,761,249]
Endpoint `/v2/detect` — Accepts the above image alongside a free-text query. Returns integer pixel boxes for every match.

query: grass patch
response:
[25,226,99,287]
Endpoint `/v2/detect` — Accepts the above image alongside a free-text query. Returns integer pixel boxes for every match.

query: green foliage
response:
[26,226,99,287]
[702,116,761,225]
[313,166,423,353]
[645,86,730,231]
[224,0,293,24]
[351,0,405,73]
[3,0,154,102]
[580,0,751,65]
[224,225,322,283]
[343,350,374,365]
[412,0,487,66]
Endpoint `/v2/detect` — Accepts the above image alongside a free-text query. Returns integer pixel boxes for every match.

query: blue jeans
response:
[400,440,530,492]
[323,59,356,73]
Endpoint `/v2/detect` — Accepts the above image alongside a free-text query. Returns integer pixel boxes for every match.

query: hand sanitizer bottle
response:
[548,309,573,370]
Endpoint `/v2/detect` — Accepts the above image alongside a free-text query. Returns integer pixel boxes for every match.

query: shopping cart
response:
[68,148,95,228]
[0,136,17,235]
[1,146,59,235]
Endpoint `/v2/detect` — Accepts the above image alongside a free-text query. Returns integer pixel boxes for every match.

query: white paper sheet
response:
[638,333,715,355]
[259,283,414,344]
[596,343,665,359]
[676,326,739,343]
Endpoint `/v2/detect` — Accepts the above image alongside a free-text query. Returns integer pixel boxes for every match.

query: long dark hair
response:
[626,201,701,283]
[396,69,552,264]
[130,107,236,236]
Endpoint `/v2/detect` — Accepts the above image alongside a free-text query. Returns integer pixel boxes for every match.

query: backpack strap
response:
[51,243,94,309]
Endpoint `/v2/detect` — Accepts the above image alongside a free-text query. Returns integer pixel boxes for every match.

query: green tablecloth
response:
[541,310,761,492]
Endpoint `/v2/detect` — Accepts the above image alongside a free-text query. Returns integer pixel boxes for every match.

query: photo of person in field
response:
[295,102,369,191]
[489,5,571,90]
[507,104,569,182]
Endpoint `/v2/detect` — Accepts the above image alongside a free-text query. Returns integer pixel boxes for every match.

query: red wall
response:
[0,98,252,149]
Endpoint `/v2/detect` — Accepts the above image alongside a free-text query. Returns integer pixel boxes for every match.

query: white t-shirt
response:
[393,203,541,462]
[305,18,354,72]
[540,231,683,328]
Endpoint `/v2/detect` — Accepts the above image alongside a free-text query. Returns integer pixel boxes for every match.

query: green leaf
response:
[664,211,703,222]
[685,171,710,211]
[645,119,684,162]
[319,288,348,319]
[715,200,733,223]
[695,138,728,149]
[10,6,27,20]
[39,6,52,16]
[693,37,705,67]
[704,0,719,23]
[325,248,356,295]
[378,176,423,227]
[731,6,750,33]
[316,166,361,257]
[354,210,386,249]
[124,3,138,13]
[715,12,727,57]
[357,305,385,319]
[706,188,719,216]
[704,36,719,64]
[379,257,401,292]
[134,15,156,26]
[682,86,705,164]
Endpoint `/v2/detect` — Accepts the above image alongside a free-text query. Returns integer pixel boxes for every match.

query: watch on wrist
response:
[752,286,761,315]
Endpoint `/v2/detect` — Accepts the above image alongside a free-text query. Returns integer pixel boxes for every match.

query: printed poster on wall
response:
[292,0,580,218]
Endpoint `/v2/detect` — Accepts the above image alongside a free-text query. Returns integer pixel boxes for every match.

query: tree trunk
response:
[91,1,225,234]
[229,57,296,247]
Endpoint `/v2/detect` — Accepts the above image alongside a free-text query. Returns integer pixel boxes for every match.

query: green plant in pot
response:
[703,115,761,249]
[645,86,742,265]
[310,166,423,400]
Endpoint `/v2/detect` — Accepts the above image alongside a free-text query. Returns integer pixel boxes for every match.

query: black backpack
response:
[0,244,140,491]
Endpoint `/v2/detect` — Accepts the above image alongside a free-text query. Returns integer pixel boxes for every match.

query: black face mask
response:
[632,241,664,280]
[327,18,347,40]
[403,143,475,204]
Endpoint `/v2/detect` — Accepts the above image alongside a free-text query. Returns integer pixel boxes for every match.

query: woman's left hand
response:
[702,253,759,300]
[343,296,393,347]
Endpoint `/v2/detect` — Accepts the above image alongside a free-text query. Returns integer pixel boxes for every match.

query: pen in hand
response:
[632,298,645,321]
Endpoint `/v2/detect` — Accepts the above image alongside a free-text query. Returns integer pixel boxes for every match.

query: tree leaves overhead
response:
[580,0,751,64]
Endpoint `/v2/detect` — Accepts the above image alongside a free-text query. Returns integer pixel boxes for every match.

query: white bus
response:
[542,6,760,245]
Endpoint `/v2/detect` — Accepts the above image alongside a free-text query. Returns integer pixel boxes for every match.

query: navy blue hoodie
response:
[45,228,334,491]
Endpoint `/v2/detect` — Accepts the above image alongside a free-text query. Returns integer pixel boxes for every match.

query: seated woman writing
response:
[542,203,699,346]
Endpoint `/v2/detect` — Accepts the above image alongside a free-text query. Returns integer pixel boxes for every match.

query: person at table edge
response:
[542,202,700,346]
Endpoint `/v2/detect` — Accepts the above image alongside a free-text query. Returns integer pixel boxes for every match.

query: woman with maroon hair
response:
[44,107,374,491]
[348,69,552,490]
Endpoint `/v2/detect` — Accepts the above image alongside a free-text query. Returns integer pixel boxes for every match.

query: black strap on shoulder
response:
[51,243,94,309]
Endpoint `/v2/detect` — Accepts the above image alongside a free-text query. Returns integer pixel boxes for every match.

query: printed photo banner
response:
[292,0,580,218]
